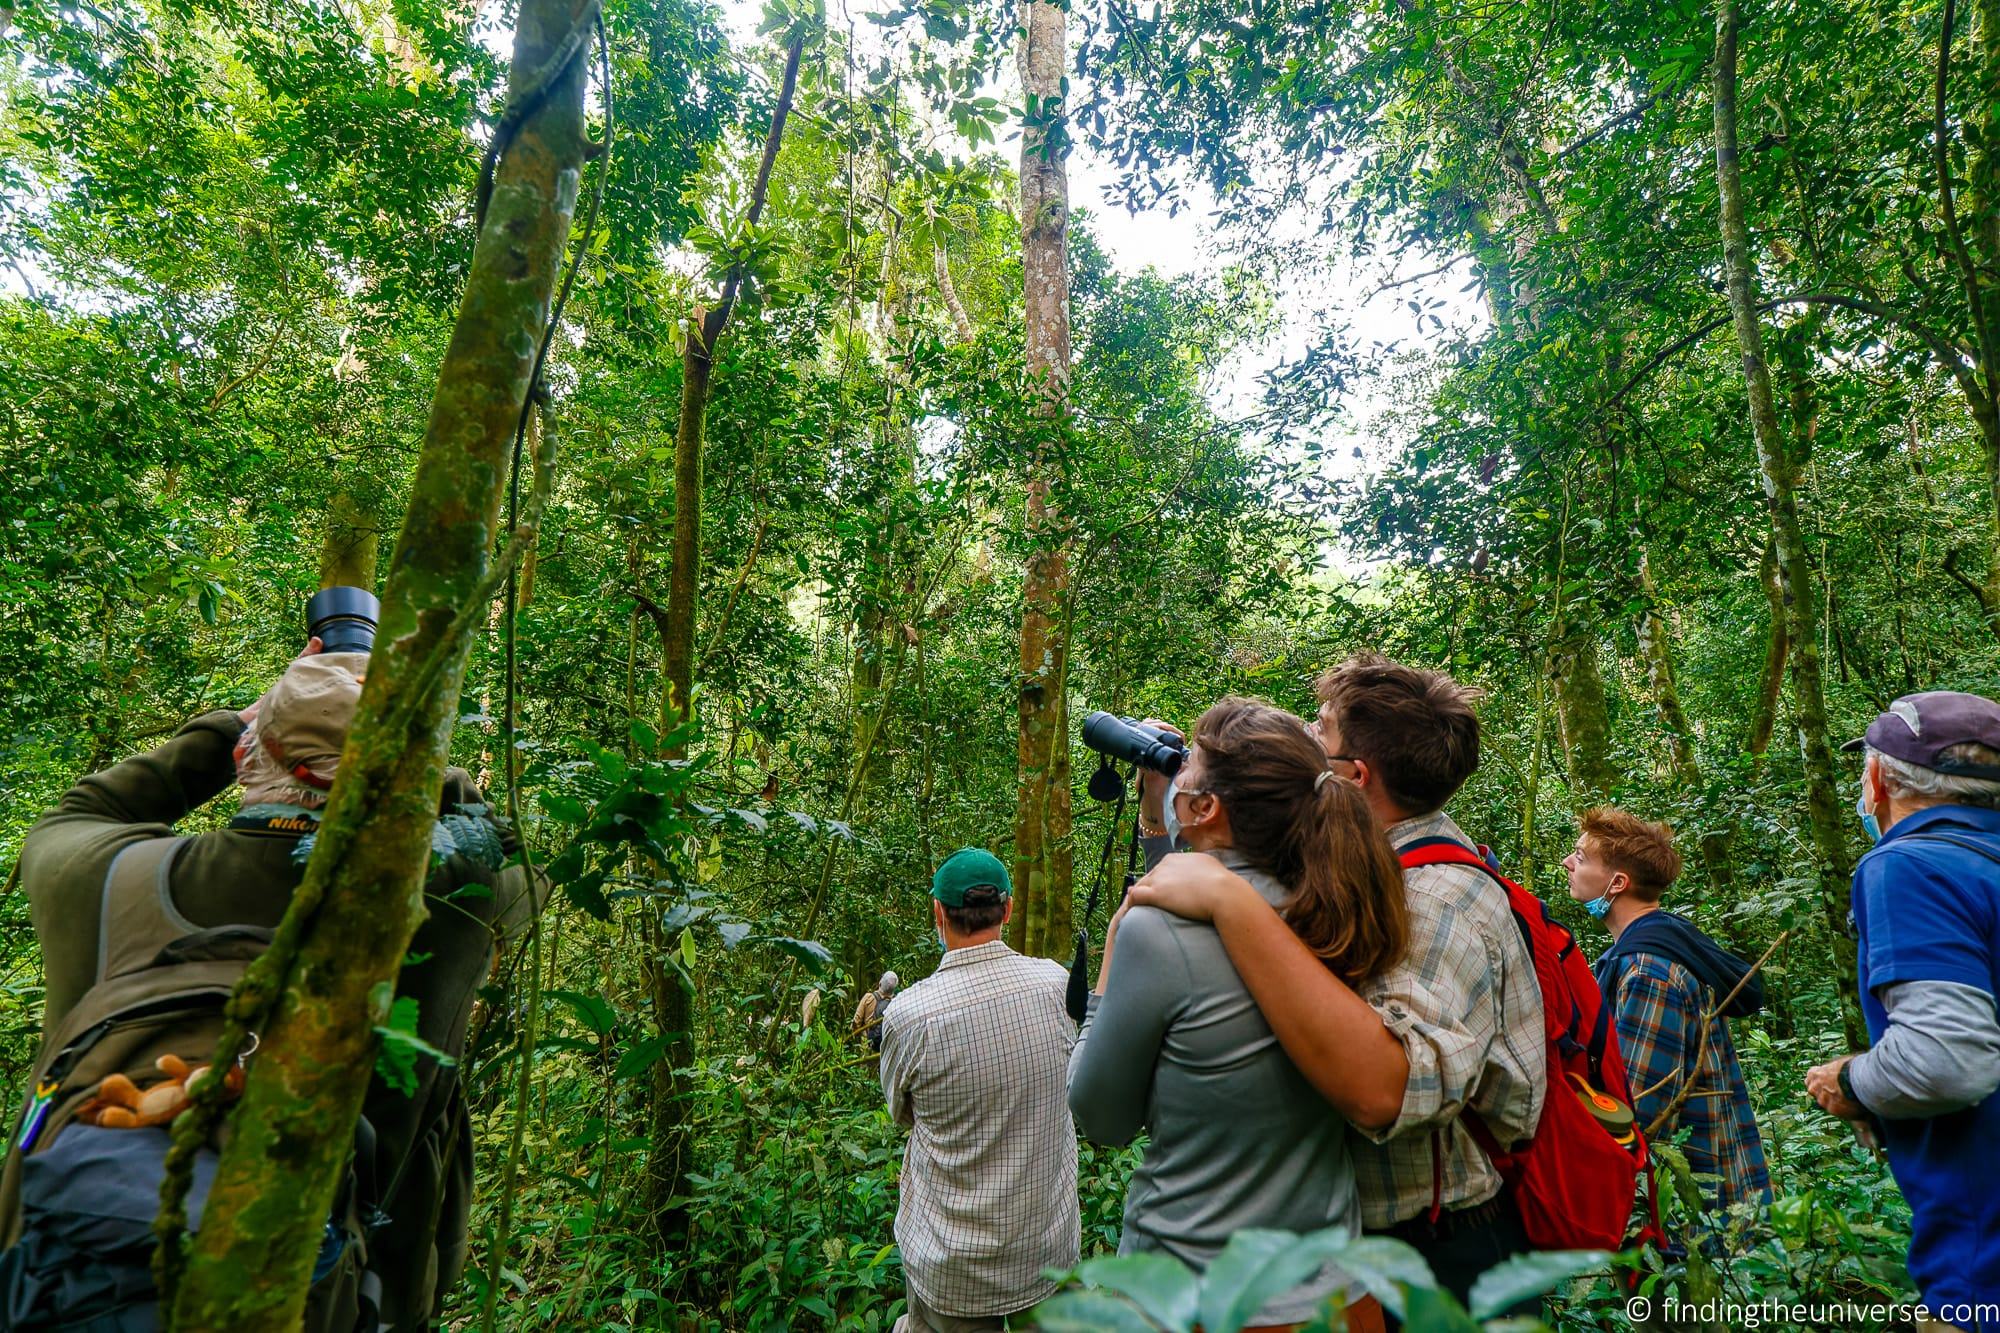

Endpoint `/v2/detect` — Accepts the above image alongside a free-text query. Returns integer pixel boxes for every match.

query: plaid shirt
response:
[1351,811,1547,1230]
[1599,951,1772,1212]
[880,940,1080,1316]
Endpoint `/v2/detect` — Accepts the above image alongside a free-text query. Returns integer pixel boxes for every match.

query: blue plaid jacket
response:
[1598,951,1772,1213]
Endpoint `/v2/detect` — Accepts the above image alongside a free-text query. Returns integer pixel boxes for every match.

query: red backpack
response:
[1398,837,1658,1252]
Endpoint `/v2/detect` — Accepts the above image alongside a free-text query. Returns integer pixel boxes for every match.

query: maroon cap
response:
[1842,691,2000,778]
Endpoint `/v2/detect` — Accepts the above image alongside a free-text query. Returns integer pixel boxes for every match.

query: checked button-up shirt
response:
[1352,810,1547,1230]
[880,939,1080,1317]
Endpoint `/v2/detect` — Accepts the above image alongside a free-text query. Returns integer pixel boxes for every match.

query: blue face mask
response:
[1856,787,1882,844]
[1583,890,1615,920]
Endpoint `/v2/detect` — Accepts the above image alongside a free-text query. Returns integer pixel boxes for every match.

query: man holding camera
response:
[0,595,542,1332]
[879,849,1079,1332]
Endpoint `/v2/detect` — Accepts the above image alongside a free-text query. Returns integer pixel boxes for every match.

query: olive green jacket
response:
[15,709,543,1330]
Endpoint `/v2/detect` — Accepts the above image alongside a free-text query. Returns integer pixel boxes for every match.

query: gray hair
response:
[1870,743,2000,810]
[878,971,900,993]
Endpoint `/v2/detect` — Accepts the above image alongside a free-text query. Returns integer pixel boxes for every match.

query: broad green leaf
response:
[1031,1291,1164,1333]
[546,988,616,1036]
[1398,1285,1480,1333]
[1196,1228,1353,1333]
[614,1034,669,1080]
[1329,1236,1438,1318]
[749,935,833,972]
[1466,1249,1609,1319]
[373,994,455,1097]
[1073,1252,1198,1331]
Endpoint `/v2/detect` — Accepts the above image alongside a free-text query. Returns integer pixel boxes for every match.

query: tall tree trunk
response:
[850,208,909,798]
[930,205,975,345]
[164,2,588,1324]
[1746,535,1787,759]
[660,35,802,734]
[317,488,378,590]
[1549,633,1617,804]
[1946,0,2000,621]
[1635,550,1734,890]
[645,31,801,1249]
[638,911,693,1249]
[1714,0,1863,1049]
[1010,0,1074,960]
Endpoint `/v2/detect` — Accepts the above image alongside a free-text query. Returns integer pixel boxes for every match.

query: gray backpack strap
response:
[96,837,195,984]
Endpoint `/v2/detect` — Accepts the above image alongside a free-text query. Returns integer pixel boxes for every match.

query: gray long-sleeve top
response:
[1847,980,2000,1119]
[1067,848,1359,1325]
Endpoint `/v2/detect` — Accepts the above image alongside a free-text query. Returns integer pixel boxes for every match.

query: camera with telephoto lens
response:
[306,586,380,655]
[1080,712,1186,777]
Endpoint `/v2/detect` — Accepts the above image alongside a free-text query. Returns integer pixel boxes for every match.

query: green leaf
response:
[1073,1252,1198,1331]
[1466,1249,1609,1319]
[1327,1236,1438,1318]
[373,995,456,1097]
[1196,1228,1353,1333]
[614,1034,669,1080]
[1030,1291,1165,1333]
[547,988,616,1036]
[563,869,611,921]
[1398,1285,1480,1333]
[679,925,697,969]
[749,935,833,972]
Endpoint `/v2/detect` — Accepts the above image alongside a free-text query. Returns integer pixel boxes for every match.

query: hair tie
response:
[1314,768,1337,792]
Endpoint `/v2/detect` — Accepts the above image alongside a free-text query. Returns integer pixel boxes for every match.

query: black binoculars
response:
[1080,712,1185,777]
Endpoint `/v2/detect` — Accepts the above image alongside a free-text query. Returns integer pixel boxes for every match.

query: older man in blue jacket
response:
[1808,691,2000,1326]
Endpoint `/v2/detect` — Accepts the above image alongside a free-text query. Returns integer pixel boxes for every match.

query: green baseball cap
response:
[931,848,1012,906]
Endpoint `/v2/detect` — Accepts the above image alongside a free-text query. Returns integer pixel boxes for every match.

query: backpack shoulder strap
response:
[97,836,195,984]
[1896,830,2000,870]
[1397,837,1495,874]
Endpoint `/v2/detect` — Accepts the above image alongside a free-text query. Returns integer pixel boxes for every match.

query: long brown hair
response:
[1190,696,1410,985]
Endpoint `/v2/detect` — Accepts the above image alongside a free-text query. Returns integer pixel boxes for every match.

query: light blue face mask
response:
[1163,776,1185,848]
[1583,890,1615,920]
[1856,787,1882,844]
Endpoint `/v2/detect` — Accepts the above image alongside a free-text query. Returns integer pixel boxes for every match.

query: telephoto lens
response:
[1080,712,1186,776]
[306,586,381,655]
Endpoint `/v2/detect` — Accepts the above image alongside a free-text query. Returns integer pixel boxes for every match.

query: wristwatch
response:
[1837,1059,1864,1109]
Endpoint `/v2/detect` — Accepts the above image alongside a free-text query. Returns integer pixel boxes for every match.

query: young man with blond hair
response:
[1565,806,1771,1214]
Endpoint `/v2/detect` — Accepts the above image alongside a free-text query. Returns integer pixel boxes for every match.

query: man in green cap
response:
[879,848,1079,1332]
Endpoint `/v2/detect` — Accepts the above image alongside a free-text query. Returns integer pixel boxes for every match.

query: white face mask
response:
[1163,776,1206,847]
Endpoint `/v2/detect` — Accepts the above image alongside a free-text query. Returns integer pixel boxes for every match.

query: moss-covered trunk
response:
[164,2,589,1326]
[1009,0,1075,960]
[1549,633,1617,805]
[1714,0,1863,1049]
[317,488,378,591]
[1635,550,1734,892]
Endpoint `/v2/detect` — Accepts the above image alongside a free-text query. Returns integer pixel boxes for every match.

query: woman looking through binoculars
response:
[1066,696,1407,1333]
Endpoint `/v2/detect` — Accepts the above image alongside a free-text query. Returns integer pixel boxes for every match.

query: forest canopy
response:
[2,0,1995,1326]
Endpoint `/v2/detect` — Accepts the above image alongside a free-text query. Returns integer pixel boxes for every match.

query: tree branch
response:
[1934,0,2000,396]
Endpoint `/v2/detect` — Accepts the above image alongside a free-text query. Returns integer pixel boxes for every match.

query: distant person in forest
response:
[879,849,1078,1332]
[1069,697,1398,1333]
[852,971,899,1052]
[0,639,543,1333]
[1127,655,1545,1311]
[1807,692,2000,1323]
[1564,807,1771,1216]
